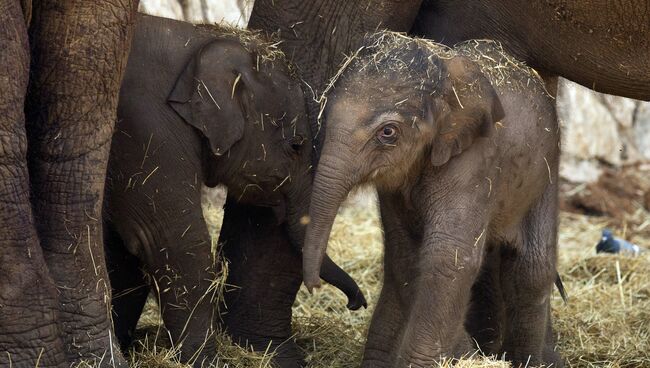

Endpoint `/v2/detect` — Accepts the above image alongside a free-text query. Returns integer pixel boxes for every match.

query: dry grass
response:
[127,188,650,367]
[194,23,285,64]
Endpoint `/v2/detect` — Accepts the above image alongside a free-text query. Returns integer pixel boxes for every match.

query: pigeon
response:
[596,229,642,256]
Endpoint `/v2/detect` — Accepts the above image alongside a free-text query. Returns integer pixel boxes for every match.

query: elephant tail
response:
[555,272,568,304]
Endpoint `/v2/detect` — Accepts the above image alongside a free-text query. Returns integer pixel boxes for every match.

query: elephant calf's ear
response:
[429,56,505,167]
[167,40,247,156]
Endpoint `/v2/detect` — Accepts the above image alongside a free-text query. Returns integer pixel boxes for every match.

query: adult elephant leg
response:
[0,1,66,366]
[25,1,138,365]
[220,196,304,368]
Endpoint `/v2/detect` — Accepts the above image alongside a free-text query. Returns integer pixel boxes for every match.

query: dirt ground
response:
[128,178,650,367]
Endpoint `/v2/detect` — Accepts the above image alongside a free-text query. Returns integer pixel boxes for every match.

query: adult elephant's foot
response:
[0,249,68,368]
[219,197,305,368]
[56,294,128,367]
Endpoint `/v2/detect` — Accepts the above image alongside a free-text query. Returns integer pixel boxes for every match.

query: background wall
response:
[139,0,252,27]
[558,80,650,183]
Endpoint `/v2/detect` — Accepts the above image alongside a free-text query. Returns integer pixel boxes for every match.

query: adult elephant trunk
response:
[302,152,358,291]
[284,169,366,309]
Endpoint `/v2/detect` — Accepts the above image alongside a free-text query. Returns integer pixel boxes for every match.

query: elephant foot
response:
[219,200,305,367]
[543,348,565,368]
[0,260,68,368]
[271,341,305,368]
[452,330,480,359]
[177,335,218,368]
[542,313,565,368]
[55,295,128,367]
[67,331,129,368]
[186,348,219,368]
[231,334,305,368]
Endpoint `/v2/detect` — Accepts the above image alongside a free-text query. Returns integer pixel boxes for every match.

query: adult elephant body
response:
[412,0,650,100]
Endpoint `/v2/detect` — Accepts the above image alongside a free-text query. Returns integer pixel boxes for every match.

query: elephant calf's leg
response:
[500,187,560,367]
[220,198,304,368]
[0,1,66,366]
[105,225,150,352]
[25,1,138,365]
[121,186,220,366]
[150,230,220,367]
[542,303,563,367]
[465,245,506,355]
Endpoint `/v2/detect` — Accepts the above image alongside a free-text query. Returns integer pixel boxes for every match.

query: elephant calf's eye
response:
[377,124,399,145]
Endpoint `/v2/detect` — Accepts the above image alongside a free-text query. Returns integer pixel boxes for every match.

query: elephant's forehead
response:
[328,88,422,122]
[327,97,373,123]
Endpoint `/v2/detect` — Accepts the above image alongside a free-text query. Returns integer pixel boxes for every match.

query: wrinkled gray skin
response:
[104,14,365,367]
[249,0,650,156]
[302,35,562,368]
[0,1,138,366]
[412,0,650,101]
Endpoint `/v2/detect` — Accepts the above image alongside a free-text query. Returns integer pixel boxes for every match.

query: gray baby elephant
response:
[303,33,563,367]
[104,14,365,368]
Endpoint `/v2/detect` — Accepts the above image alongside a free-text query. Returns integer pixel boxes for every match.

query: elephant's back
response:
[454,40,549,97]
[124,14,210,102]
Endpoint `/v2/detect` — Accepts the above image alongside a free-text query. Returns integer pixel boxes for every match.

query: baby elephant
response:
[105,14,365,367]
[303,33,563,367]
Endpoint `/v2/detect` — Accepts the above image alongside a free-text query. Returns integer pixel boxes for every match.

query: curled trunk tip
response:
[302,260,323,292]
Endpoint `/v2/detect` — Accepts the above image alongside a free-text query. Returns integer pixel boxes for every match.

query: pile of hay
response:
[129,188,650,367]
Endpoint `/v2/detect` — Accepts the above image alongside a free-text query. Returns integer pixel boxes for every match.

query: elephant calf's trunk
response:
[302,162,351,291]
[320,256,367,310]
[302,229,329,292]
[285,173,365,308]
